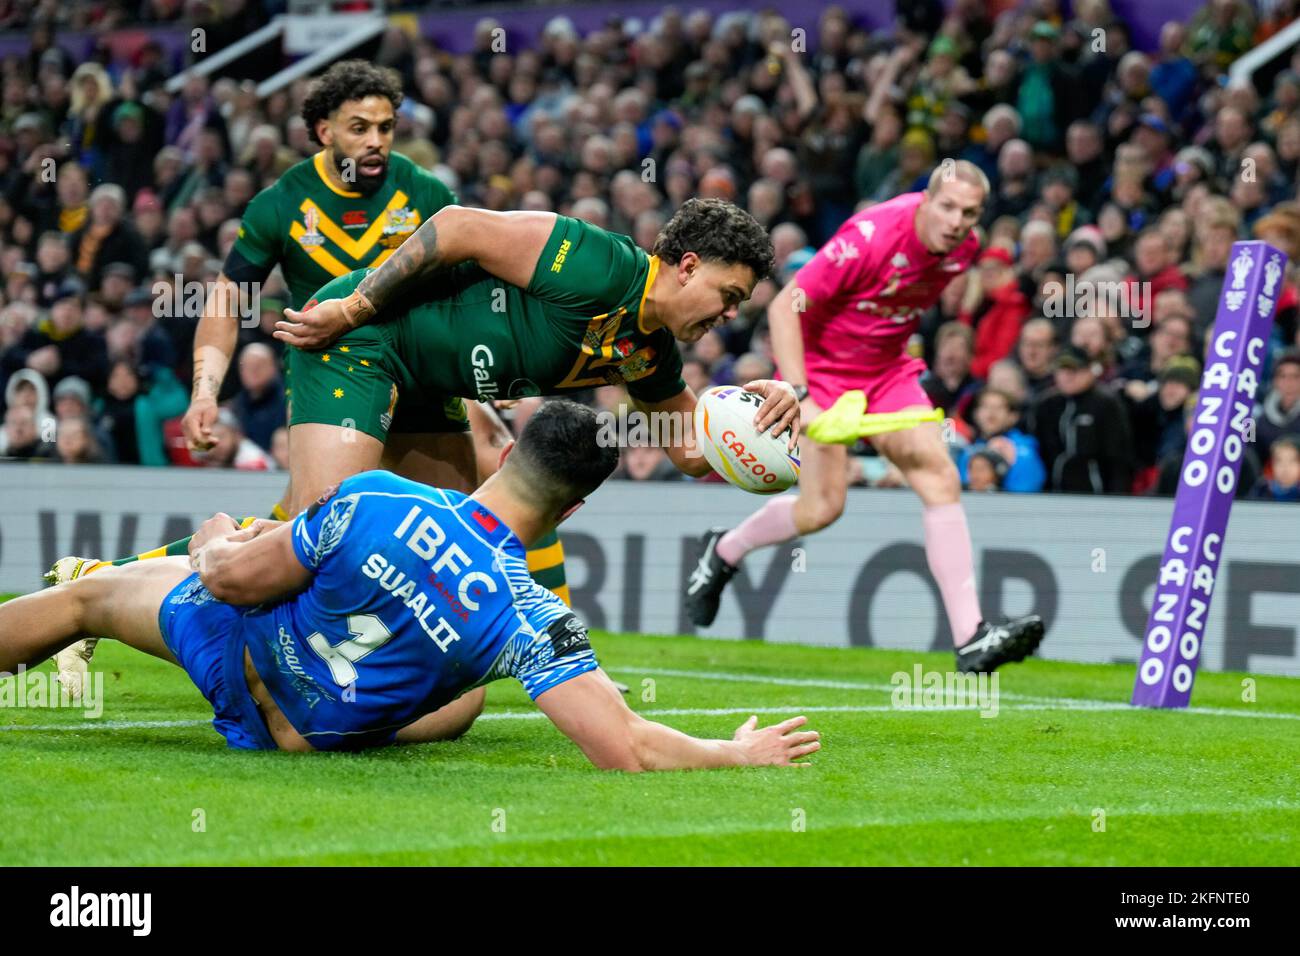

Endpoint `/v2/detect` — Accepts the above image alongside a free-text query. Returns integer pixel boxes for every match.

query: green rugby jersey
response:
[232,150,457,307]
[382,215,685,404]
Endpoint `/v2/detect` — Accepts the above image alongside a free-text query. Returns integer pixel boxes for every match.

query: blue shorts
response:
[157,573,278,751]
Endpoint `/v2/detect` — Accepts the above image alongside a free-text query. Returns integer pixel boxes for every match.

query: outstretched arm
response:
[535,669,819,772]
[274,207,558,349]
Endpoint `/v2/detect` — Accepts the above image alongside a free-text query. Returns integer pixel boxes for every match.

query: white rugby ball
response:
[693,385,801,494]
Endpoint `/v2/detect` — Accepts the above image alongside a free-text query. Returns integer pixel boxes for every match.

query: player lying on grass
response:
[685,162,1044,673]
[1,401,819,770]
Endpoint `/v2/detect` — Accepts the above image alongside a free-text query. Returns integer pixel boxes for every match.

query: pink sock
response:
[717,495,799,566]
[922,502,983,646]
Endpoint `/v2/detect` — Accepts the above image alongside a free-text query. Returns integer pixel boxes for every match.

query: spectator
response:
[985,359,1030,407]
[45,414,108,464]
[620,443,681,482]
[1065,120,1109,211]
[1255,351,1300,455]
[1,278,109,394]
[965,448,1008,492]
[51,372,115,454]
[197,408,275,471]
[1186,198,1241,335]
[1128,227,1190,325]
[232,342,286,453]
[960,246,1031,380]
[1017,22,1081,154]
[1127,355,1202,491]
[102,100,164,202]
[732,351,773,386]
[682,358,711,397]
[0,404,43,458]
[33,231,72,307]
[922,322,979,419]
[270,426,290,471]
[1250,436,1300,502]
[1069,314,1118,382]
[854,106,902,202]
[1015,318,1059,400]
[984,138,1036,225]
[99,359,143,466]
[1120,314,1195,392]
[1029,344,1134,493]
[1150,22,1199,123]
[957,387,1046,493]
[1037,167,1088,243]
[69,183,149,289]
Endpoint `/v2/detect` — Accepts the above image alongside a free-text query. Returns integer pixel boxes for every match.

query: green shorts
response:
[286,271,470,442]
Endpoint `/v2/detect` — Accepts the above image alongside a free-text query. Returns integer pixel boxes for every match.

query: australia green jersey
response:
[231,150,457,307]
[382,215,686,405]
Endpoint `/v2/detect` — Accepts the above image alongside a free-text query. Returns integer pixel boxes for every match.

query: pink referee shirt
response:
[792,191,981,380]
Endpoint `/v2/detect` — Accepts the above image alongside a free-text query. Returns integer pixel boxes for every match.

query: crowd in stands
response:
[2,0,1300,501]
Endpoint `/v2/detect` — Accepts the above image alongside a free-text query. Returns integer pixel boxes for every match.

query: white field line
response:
[2,664,1296,732]
[607,666,1300,722]
[3,698,1297,733]
[0,703,1126,732]
[0,719,210,731]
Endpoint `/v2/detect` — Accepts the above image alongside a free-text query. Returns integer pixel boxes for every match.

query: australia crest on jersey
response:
[380,207,420,248]
[298,207,325,248]
[610,346,656,383]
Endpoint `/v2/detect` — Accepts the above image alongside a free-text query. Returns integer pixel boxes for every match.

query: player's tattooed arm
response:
[274,208,556,350]
[184,271,243,450]
[355,217,442,314]
[191,355,222,404]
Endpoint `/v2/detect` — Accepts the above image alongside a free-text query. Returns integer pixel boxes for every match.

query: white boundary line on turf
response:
[0,719,209,731]
[3,664,1297,733]
[606,666,1300,722]
[5,696,1300,733]
[0,703,1131,732]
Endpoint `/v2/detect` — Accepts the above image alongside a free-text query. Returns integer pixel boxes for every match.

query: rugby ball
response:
[693,385,801,494]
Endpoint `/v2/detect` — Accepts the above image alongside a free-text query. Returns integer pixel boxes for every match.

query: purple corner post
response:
[1132,240,1287,708]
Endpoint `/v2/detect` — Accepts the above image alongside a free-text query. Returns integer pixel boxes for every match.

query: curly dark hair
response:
[301,60,404,146]
[653,198,775,280]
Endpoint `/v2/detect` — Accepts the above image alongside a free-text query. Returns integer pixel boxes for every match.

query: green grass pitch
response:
[2,610,1297,866]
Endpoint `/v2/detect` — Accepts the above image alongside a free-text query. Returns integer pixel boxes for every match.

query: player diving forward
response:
[684,163,1044,673]
[3,402,819,768]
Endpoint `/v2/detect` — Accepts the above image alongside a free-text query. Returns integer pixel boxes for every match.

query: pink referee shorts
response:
[805,355,931,415]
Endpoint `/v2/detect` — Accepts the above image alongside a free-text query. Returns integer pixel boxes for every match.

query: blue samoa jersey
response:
[237,470,598,750]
